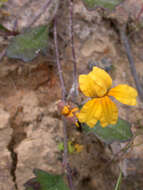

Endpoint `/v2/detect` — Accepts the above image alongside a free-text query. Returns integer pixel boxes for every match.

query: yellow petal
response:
[75,121,80,128]
[89,66,112,97]
[68,107,79,118]
[108,84,138,106]
[61,105,70,115]
[74,144,84,153]
[79,67,112,98]
[77,98,102,128]
[100,96,118,127]
[79,74,99,97]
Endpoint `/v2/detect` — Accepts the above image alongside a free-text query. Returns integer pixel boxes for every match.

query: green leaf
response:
[68,141,75,153]
[0,24,9,32]
[115,170,122,190]
[0,0,8,7]
[24,169,69,190]
[58,141,75,153]
[26,188,33,190]
[82,0,124,11]
[6,25,49,62]
[83,118,133,144]
[58,142,64,151]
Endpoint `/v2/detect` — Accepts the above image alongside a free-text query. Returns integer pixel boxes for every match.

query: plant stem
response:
[54,18,74,190]
[27,0,53,28]
[54,18,67,102]
[120,24,143,101]
[114,170,122,190]
[0,49,6,62]
[68,0,78,99]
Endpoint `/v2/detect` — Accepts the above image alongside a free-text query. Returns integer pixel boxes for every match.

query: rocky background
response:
[0,0,143,189]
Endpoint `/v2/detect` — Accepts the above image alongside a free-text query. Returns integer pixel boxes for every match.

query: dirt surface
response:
[0,0,143,190]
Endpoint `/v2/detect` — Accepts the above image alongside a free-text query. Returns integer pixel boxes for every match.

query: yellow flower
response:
[74,144,84,153]
[77,66,138,128]
[61,105,79,118]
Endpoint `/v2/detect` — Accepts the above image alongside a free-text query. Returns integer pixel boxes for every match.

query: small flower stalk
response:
[58,101,79,126]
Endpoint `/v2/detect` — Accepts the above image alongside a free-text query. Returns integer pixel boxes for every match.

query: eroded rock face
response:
[80,33,116,57]
[108,0,143,25]
[3,0,59,30]
[0,107,15,189]
[14,92,64,190]
[0,0,143,189]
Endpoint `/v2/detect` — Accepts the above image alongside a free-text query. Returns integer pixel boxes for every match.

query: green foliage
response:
[68,141,75,153]
[115,170,122,190]
[83,118,133,144]
[27,188,33,190]
[58,141,75,153]
[24,169,69,190]
[0,24,9,32]
[82,0,124,11]
[0,0,8,7]
[0,0,7,2]
[6,25,49,62]
[58,142,64,151]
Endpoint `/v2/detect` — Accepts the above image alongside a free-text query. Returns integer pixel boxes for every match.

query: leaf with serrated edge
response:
[6,25,48,62]
[24,169,69,190]
[83,118,133,144]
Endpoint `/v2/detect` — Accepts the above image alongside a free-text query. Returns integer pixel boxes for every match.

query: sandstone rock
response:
[108,0,143,25]
[81,33,116,57]
[74,22,91,41]
[74,0,101,23]
[0,108,15,189]
[0,150,15,190]
[0,62,18,78]
[15,116,64,190]
[0,108,10,129]
[14,92,64,190]
[3,0,59,30]
[20,91,43,122]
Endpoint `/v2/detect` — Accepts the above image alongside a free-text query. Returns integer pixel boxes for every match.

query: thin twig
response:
[94,137,134,176]
[27,0,53,28]
[62,117,68,164]
[54,18,74,190]
[68,0,78,99]
[0,49,6,62]
[54,18,67,102]
[13,0,59,31]
[136,3,143,21]
[120,24,143,101]
[62,117,74,190]
[13,0,36,31]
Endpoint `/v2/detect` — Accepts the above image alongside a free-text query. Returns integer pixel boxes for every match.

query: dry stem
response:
[120,24,143,101]
[68,0,78,99]
[54,18,74,190]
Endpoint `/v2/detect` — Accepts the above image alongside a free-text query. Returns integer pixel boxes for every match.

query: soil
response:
[0,0,143,190]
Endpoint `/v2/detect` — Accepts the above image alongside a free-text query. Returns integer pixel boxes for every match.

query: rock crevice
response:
[8,136,18,190]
